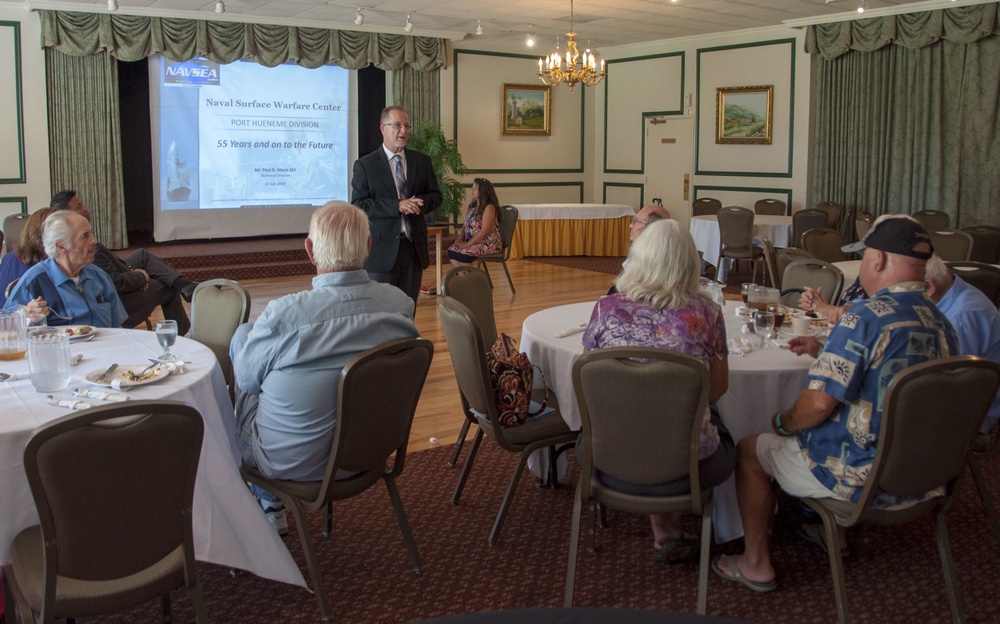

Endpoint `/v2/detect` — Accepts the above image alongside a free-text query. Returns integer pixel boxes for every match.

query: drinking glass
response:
[754,310,775,344]
[767,304,784,333]
[28,328,71,392]
[26,311,47,336]
[0,306,28,361]
[155,320,179,362]
[740,283,754,305]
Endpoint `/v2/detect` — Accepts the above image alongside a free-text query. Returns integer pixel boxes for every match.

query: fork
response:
[47,308,73,321]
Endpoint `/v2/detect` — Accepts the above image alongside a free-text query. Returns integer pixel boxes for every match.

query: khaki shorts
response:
[756,433,848,501]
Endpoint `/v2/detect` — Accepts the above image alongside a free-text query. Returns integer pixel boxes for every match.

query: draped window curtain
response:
[390,65,441,126]
[807,4,1000,231]
[38,9,446,247]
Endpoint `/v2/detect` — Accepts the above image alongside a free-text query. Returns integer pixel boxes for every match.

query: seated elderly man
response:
[230,201,419,534]
[4,210,127,328]
[713,216,957,592]
[924,255,1000,437]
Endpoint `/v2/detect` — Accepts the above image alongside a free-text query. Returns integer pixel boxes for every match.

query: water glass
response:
[754,310,775,345]
[155,320,179,361]
[26,311,48,335]
[28,328,72,392]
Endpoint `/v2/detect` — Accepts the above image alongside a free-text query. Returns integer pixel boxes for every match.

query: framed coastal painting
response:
[715,85,773,144]
[502,84,551,136]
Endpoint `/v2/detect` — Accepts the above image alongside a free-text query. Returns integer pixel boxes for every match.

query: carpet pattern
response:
[62,441,1000,624]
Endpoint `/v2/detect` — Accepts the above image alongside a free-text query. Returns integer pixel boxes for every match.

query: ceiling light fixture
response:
[107,0,118,10]
[215,1,225,14]
[538,0,605,90]
[475,20,484,36]
[526,31,535,47]
[354,8,364,25]
[404,13,413,33]
[857,0,865,12]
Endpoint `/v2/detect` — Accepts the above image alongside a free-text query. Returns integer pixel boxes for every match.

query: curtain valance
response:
[38,9,446,71]
[805,3,998,60]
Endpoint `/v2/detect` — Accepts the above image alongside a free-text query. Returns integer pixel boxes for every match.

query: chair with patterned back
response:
[754,199,786,216]
[441,266,497,468]
[792,209,829,248]
[796,356,1000,624]
[929,229,974,262]
[717,206,763,284]
[815,202,844,230]
[2,400,208,624]
[801,227,847,263]
[962,225,1000,264]
[945,262,1000,308]
[692,197,722,217]
[241,337,434,621]
[780,259,844,309]
[473,205,518,294]
[912,210,951,231]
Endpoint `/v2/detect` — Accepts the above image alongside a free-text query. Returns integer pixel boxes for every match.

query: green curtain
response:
[807,4,1000,229]
[390,65,441,126]
[45,49,128,248]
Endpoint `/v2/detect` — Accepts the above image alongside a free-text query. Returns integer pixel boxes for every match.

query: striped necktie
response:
[393,154,411,239]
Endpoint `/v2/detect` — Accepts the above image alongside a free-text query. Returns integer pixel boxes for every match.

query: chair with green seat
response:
[1,400,208,624]
[796,356,1000,624]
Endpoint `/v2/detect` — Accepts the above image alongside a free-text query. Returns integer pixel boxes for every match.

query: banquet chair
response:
[438,296,577,545]
[474,205,518,294]
[801,227,847,263]
[945,262,1000,308]
[754,198,786,216]
[962,225,1000,264]
[761,236,781,289]
[815,202,844,230]
[780,259,844,309]
[241,337,433,622]
[717,206,763,284]
[565,347,715,614]
[969,421,1000,551]
[2,212,28,254]
[855,216,873,242]
[0,229,4,255]
[792,209,829,248]
[776,247,817,284]
[1,400,208,624]
[442,266,498,468]
[796,356,1000,624]
[692,197,722,217]
[5,276,17,301]
[190,278,251,401]
[912,209,951,231]
[928,229,973,262]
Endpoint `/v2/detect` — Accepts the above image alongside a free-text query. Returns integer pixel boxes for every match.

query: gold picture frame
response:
[502,84,551,136]
[716,85,773,144]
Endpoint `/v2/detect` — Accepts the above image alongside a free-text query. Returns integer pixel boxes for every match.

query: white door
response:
[643,116,694,229]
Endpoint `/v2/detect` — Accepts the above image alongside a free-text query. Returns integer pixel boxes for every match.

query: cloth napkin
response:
[74,387,129,402]
[47,395,93,410]
[555,324,587,338]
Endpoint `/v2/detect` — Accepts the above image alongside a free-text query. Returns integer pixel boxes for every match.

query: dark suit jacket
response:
[351,147,442,273]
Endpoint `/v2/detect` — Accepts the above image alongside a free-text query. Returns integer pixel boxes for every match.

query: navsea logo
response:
[164,59,221,86]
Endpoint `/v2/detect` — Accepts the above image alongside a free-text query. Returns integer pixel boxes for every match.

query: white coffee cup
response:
[790,314,813,336]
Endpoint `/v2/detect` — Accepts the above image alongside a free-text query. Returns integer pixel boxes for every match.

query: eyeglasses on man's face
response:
[382,122,412,131]
[631,217,649,226]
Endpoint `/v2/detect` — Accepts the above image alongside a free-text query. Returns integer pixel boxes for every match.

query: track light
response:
[857,0,864,12]
[215,1,225,14]
[526,31,536,47]
[107,0,117,11]
[475,20,484,36]
[404,13,413,32]
[354,8,364,25]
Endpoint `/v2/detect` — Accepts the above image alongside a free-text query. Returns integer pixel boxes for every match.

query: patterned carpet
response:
[63,442,1000,624]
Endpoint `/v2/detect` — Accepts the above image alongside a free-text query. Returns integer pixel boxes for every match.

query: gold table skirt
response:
[509,216,632,260]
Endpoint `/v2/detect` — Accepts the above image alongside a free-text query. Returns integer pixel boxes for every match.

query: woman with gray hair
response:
[582,218,735,564]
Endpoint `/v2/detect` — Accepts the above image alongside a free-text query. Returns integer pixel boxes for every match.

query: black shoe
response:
[180,282,198,302]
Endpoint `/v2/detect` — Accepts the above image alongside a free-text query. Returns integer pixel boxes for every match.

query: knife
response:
[96,363,118,384]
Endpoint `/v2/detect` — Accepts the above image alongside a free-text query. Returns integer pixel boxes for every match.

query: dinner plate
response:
[86,364,170,387]
[59,325,99,342]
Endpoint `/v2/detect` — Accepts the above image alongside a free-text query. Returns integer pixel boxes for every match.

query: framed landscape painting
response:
[502,84,551,136]
[716,85,773,144]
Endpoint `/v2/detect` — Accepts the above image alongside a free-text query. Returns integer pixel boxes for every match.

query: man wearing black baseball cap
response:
[715,215,957,592]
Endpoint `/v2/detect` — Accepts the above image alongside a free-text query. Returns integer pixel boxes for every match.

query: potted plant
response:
[405,120,469,225]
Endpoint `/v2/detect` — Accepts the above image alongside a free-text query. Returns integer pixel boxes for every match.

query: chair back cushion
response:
[692,197,722,217]
[190,279,251,383]
[792,209,829,248]
[782,259,845,307]
[754,199,786,216]
[928,229,973,262]
[946,262,1000,307]
[963,225,1000,264]
[438,297,496,417]
[801,227,847,263]
[815,202,843,229]
[442,266,497,346]
[717,207,755,252]
[912,210,951,231]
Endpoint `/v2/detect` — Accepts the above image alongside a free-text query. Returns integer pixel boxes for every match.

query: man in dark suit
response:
[351,106,441,305]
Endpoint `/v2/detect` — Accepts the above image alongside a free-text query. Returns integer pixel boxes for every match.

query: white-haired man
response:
[4,210,127,328]
[229,201,419,534]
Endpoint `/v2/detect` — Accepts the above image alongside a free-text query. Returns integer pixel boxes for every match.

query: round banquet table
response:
[520,300,812,542]
[0,328,305,587]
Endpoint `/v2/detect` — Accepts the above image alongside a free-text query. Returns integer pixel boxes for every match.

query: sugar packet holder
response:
[74,387,130,402]
[47,395,93,410]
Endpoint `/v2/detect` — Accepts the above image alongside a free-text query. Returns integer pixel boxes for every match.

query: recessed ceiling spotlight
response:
[354,8,364,25]
[107,0,118,10]
[475,20,484,36]
[215,1,225,14]
[404,13,414,32]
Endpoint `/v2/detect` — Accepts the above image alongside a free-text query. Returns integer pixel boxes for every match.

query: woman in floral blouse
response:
[447,178,503,267]
[582,218,735,564]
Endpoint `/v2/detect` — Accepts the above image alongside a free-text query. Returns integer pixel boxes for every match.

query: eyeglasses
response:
[631,217,649,226]
[382,122,413,131]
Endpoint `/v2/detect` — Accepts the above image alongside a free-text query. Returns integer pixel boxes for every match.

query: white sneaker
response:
[263,505,289,536]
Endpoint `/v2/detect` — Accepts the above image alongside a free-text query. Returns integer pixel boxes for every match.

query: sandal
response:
[652,536,698,564]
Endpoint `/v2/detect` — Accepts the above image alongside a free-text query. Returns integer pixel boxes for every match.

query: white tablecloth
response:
[520,300,811,542]
[0,329,305,587]
[690,215,794,269]
[514,203,635,221]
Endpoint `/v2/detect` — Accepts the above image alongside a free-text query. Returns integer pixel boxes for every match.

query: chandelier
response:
[538,0,605,90]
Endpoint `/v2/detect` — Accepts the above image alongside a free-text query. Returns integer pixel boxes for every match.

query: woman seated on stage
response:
[447,178,502,267]
[0,207,56,307]
[582,219,735,565]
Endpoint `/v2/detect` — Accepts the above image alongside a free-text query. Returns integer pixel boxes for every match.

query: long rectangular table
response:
[509,204,635,260]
